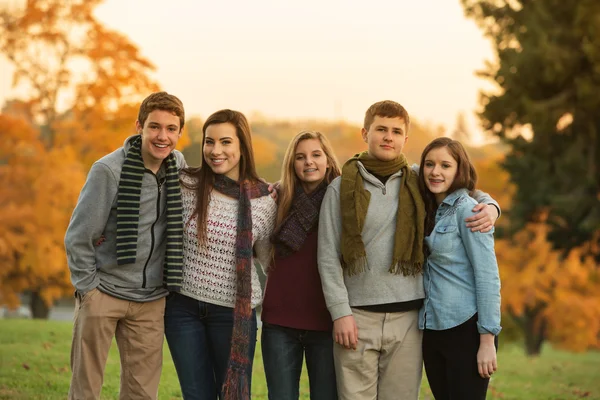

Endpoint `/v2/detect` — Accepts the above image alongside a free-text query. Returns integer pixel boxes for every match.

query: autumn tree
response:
[462,0,600,254]
[0,0,182,317]
[496,214,600,355]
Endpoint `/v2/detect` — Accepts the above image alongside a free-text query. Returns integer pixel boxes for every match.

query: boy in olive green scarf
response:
[317,100,500,400]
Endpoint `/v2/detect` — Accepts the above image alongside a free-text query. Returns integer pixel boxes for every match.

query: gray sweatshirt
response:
[64,135,186,302]
[317,162,499,321]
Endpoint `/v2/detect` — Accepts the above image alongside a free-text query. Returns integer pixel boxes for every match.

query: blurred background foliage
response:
[0,0,599,356]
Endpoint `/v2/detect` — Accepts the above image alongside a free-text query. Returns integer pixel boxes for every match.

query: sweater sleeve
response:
[64,162,117,294]
[317,180,352,321]
[457,202,502,335]
[472,189,501,218]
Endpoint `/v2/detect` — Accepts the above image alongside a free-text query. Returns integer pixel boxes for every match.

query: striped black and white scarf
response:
[116,135,184,291]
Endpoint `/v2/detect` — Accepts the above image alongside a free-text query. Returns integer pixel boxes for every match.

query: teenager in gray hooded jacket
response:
[65,92,186,400]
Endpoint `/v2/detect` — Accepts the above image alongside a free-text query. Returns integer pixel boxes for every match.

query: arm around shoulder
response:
[253,195,277,274]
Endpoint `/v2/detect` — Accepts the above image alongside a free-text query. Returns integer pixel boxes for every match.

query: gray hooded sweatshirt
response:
[65,135,186,302]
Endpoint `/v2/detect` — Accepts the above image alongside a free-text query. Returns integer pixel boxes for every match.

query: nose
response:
[431,165,441,175]
[305,156,314,165]
[157,128,168,139]
[383,131,393,142]
[211,142,222,155]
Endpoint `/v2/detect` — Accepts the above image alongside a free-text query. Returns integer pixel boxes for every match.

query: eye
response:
[424,161,433,167]
[168,127,178,132]
[295,155,304,160]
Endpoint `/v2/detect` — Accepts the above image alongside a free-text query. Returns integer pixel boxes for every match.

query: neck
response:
[143,159,161,174]
[434,193,447,205]
[140,148,162,174]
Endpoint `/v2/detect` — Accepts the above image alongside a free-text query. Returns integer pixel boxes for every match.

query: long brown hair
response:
[181,109,261,244]
[275,131,341,229]
[418,137,478,235]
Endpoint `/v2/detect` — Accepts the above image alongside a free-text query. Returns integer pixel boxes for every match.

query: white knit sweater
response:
[179,175,277,308]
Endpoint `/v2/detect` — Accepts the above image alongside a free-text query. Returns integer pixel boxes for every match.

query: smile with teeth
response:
[304,168,317,173]
[211,158,226,165]
[429,179,443,184]
[153,143,169,148]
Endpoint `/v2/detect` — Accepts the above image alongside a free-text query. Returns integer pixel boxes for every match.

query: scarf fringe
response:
[343,256,368,276]
[389,260,423,276]
[221,366,250,400]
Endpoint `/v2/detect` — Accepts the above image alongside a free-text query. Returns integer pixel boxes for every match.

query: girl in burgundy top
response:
[261,131,342,400]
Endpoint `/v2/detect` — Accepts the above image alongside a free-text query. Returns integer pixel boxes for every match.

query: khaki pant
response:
[334,308,423,400]
[68,289,165,400]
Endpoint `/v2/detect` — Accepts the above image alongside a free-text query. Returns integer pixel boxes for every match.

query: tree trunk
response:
[29,291,51,319]
[523,312,546,356]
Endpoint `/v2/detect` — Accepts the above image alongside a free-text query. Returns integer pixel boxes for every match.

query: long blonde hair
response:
[275,131,341,229]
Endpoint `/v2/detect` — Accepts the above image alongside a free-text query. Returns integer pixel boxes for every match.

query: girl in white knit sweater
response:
[164,109,276,400]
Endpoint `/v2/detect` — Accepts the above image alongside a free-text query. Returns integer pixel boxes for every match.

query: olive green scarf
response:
[340,151,425,276]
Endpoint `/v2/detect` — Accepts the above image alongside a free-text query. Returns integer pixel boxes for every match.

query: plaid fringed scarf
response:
[213,174,270,400]
[271,181,327,258]
[116,136,184,291]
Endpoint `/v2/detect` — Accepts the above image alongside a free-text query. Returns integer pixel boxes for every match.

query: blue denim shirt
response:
[418,188,502,335]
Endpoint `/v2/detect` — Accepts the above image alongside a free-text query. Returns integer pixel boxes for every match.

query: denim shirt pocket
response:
[433,224,458,253]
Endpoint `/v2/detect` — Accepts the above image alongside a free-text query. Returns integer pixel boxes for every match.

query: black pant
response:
[423,315,498,400]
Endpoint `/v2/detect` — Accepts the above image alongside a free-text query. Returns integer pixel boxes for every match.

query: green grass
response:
[0,320,599,399]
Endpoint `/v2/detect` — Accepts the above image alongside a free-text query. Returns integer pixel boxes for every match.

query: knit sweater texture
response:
[179,174,277,308]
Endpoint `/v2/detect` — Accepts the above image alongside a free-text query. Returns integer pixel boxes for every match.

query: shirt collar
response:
[441,188,469,206]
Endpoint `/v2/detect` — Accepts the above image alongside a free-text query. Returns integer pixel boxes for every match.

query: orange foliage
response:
[473,155,513,211]
[252,135,278,168]
[0,0,172,311]
[0,114,86,308]
[496,215,600,352]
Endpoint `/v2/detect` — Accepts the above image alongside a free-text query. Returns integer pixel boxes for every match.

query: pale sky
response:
[0,0,497,142]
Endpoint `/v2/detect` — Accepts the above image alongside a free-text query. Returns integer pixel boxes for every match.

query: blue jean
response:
[164,293,257,400]
[261,322,337,400]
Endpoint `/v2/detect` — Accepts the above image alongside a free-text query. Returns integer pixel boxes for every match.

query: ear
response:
[135,120,142,133]
[361,128,368,143]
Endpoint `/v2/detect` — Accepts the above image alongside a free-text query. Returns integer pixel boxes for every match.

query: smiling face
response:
[136,109,182,173]
[361,116,408,161]
[293,138,329,193]
[423,146,458,204]
[203,122,241,181]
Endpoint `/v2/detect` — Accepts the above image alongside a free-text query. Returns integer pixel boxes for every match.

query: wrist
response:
[480,333,495,345]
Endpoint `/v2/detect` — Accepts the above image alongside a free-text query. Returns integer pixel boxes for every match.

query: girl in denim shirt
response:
[417,137,501,400]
